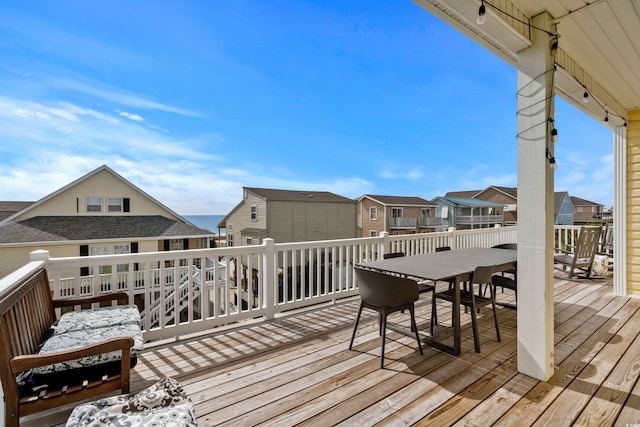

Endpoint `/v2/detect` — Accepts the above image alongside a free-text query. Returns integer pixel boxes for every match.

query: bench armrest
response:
[52,292,129,308]
[9,336,134,373]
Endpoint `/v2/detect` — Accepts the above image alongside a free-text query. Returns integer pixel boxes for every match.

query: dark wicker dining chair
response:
[491,243,518,306]
[349,266,423,368]
[430,265,501,353]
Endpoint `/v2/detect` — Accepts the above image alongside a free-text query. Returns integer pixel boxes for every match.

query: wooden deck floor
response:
[24,274,640,426]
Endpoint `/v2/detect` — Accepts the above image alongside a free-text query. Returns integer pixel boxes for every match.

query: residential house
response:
[432,197,504,230]
[0,201,33,221]
[0,165,214,279]
[218,187,357,246]
[570,196,605,224]
[470,186,519,225]
[554,191,574,225]
[356,195,439,237]
[449,186,584,226]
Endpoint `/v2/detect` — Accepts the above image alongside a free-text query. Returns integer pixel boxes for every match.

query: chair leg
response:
[469,298,481,353]
[409,304,423,355]
[430,293,438,335]
[380,309,387,369]
[489,285,501,342]
[349,301,364,350]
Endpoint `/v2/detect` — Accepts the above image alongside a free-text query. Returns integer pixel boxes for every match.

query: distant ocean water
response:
[183,215,226,235]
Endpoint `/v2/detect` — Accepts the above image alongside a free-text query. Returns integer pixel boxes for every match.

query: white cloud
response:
[118,111,145,122]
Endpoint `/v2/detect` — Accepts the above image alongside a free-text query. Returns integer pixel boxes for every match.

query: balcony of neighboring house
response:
[4,225,629,426]
[388,216,417,229]
[418,216,445,228]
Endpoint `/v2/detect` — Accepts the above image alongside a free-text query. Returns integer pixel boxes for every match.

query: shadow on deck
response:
[22,273,640,426]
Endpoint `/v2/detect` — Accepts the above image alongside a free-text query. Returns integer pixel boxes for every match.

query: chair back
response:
[493,243,517,250]
[354,267,418,307]
[472,265,496,284]
[575,226,603,261]
[383,252,405,259]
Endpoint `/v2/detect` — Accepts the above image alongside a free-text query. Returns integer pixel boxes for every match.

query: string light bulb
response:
[624,121,628,127]
[477,1,486,25]
[603,111,609,125]
[551,127,559,142]
[546,149,558,170]
[583,89,589,103]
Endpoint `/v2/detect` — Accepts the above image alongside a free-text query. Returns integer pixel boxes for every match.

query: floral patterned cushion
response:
[54,305,142,335]
[65,378,197,427]
[33,323,144,375]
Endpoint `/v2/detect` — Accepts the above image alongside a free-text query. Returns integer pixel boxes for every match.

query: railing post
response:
[263,238,276,320]
[380,231,389,259]
[30,249,50,264]
[447,227,457,250]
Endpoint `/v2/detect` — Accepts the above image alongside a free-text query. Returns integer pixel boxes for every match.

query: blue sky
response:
[0,1,613,214]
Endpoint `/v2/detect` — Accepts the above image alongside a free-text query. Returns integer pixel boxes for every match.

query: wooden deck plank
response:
[532,298,640,425]
[574,308,640,426]
[496,294,635,425]
[23,277,640,427]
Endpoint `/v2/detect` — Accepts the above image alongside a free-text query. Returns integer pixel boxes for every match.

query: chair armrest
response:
[9,336,134,373]
[53,292,129,308]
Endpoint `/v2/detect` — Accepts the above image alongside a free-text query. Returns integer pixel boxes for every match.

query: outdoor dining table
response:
[357,247,517,356]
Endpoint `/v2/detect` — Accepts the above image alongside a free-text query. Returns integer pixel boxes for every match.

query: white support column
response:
[613,125,627,295]
[516,13,555,381]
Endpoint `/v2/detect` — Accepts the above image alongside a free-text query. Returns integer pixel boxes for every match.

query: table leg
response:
[422,274,463,356]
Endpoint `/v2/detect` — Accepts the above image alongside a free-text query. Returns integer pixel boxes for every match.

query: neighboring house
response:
[570,196,605,224]
[218,187,357,246]
[356,195,439,237]
[432,197,505,230]
[471,186,519,226]
[554,192,574,225]
[0,201,34,221]
[0,165,214,279]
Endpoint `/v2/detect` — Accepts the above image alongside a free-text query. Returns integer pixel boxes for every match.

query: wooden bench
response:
[0,263,142,427]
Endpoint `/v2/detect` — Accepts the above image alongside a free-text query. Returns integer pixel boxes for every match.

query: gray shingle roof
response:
[246,187,354,203]
[361,195,436,206]
[0,216,212,243]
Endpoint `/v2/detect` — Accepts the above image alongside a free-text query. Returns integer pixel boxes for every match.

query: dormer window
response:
[86,197,102,212]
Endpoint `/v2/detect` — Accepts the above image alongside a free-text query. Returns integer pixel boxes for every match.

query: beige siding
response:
[267,201,356,243]
[225,193,267,246]
[17,169,182,221]
[628,109,640,295]
[358,199,385,236]
[0,239,160,279]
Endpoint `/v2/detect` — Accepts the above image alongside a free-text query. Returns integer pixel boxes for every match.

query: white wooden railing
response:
[16,224,604,343]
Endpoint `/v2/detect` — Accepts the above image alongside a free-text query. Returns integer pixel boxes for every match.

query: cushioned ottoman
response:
[65,378,197,427]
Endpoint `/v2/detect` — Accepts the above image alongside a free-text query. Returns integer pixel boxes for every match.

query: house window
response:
[250,205,257,220]
[369,230,377,237]
[227,234,234,247]
[421,208,431,217]
[246,237,253,245]
[113,243,130,254]
[391,207,403,218]
[89,245,108,256]
[108,197,123,212]
[170,239,184,251]
[369,207,377,220]
[86,197,102,212]
[577,207,583,212]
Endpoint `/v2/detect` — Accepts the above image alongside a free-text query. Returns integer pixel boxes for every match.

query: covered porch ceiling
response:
[412,0,640,125]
